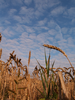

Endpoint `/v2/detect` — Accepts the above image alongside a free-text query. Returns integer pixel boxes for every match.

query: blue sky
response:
[0,0,75,74]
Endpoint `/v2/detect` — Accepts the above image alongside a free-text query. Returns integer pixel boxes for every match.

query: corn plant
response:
[36,49,58,100]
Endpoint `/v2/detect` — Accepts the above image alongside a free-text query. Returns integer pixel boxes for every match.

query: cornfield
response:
[0,33,75,100]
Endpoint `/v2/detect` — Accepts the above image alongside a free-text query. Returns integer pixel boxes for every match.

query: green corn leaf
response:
[8,89,17,95]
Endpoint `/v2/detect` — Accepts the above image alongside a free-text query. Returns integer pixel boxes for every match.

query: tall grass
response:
[36,49,58,100]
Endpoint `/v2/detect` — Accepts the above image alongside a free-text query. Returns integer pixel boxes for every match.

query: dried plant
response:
[43,44,73,68]
[0,49,2,59]
[58,71,68,98]
[28,51,31,72]
[0,33,2,42]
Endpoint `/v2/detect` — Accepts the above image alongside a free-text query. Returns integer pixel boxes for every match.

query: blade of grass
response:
[42,68,48,87]
[36,87,45,98]
[47,51,50,78]
[44,48,47,69]
[40,70,47,98]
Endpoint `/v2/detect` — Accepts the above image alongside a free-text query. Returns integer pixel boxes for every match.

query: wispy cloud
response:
[71,18,75,24]
[9,9,17,16]
[24,0,32,5]
[1,0,75,75]
[37,18,47,26]
[34,0,60,10]
[2,28,15,37]
[64,7,75,18]
[51,6,65,16]
[61,27,68,34]
[0,0,8,9]
[5,20,11,24]
[11,0,23,5]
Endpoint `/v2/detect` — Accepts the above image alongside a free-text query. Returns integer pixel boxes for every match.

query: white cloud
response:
[69,27,75,34]
[61,27,68,34]
[48,20,64,42]
[34,0,60,10]
[41,26,48,30]
[13,24,24,32]
[24,0,32,5]
[48,29,57,36]
[29,33,36,40]
[11,0,23,5]
[34,10,43,17]
[0,27,4,32]
[5,20,11,24]
[13,16,31,24]
[48,20,57,28]
[64,7,75,18]
[19,6,43,19]
[23,25,35,33]
[71,18,75,24]
[9,9,17,16]
[67,37,74,45]
[0,0,8,10]
[37,18,47,26]
[19,6,34,15]
[68,7,75,17]
[2,28,10,36]
[13,15,22,23]
[51,6,65,16]
[2,28,15,37]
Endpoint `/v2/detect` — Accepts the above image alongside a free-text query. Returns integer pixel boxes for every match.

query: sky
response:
[0,0,75,75]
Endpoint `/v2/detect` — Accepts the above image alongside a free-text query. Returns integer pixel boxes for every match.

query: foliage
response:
[36,49,58,100]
